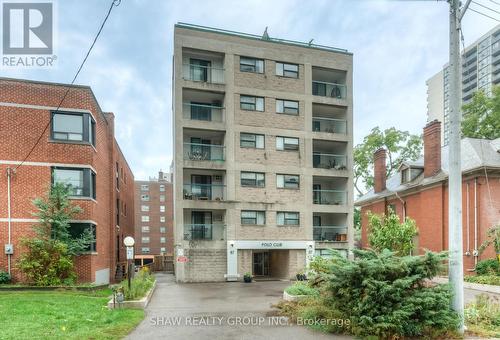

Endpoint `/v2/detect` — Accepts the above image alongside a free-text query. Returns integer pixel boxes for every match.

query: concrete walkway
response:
[127,273,351,340]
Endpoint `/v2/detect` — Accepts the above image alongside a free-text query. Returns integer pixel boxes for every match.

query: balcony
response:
[313,226,348,242]
[313,140,348,171]
[183,89,224,123]
[184,143,225,161]
[183,183,225,201]
[313,189,347,205]
[312,67,347,100]
[183,223,226,241]
[182,48,225,84]
[183,128,225,166]
[312,117,347,134]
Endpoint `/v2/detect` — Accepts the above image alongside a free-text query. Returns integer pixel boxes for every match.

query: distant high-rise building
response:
[426,24,500,145]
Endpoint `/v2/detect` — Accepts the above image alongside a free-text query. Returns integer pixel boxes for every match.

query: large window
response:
[241,210,265,225]
[241,172,265,187]
[52,167,96,199]
[69,223,96,252]
[51,112,95,146]
[276,99,299,115]
[141,216,150,222]
[276,62,299,78]
[240,133,265,149]
[276,136,299,151]
[277,212,300,226]
[276,174,300,189]
[240,95,264,111]
[240,57,264,73]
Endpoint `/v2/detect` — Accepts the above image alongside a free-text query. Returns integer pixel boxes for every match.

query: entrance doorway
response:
[252,251,269,276]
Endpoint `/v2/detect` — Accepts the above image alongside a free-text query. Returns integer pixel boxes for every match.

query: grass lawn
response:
[0,289,144,340]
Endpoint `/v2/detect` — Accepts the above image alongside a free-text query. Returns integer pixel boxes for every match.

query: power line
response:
[469,6,500,22]
[489,0,500,7]
[14,0,121,171]
[472,0,500,15]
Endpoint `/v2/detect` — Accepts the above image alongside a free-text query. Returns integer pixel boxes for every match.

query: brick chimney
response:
[423,120,441,178]
[373,148,387,193]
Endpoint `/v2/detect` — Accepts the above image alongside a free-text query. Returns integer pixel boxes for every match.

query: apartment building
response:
[427,24,500,145]
[356,120,500,273]
[134,171,174,258]
[172,23,354,282]
[0,78,135,284]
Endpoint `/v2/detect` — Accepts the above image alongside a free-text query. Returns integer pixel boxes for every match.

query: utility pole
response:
[448,0,471,333]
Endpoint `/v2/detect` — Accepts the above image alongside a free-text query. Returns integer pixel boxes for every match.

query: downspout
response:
[465,182,470,256]
[473,177,478,267]
[6,167,12,276]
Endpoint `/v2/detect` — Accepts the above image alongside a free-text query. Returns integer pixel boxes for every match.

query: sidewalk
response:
[433,277,500,303]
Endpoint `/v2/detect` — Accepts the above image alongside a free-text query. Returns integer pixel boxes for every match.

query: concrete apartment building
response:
[427,24,500,146]
[172,23,353,282]
[356,120,500,273]
[134,171,174,259]
[0,78,135,284]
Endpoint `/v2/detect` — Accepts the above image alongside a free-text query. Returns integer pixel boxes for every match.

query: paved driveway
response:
[127,273,350,340]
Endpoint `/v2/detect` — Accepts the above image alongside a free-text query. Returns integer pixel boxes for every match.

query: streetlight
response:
[123,236,135,289]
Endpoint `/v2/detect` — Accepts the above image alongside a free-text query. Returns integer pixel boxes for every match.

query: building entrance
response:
[252,251,269,276]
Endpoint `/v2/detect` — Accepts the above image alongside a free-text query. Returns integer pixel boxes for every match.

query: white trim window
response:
[241,210,265,225]
[160,237,166,244]
[141,226,150,233]
[160,216,166,223]
[276,174,300,189]
[241,172,265,187]
[276,62,299,78]
[141,194,150,201]
[141,184,149,191]
[159,184,165,192]
[240,133,265,149]
[276,136,299,151]
[141,247,150,253]
[160,205,166,212]
[141,236,150,243]
[277,211,300,226]
[160,227,166,233]
[276,99,299,115]
[240,57,264,73]
[240,95,264,111]
[141,215,150,222]
[141,205,149,212]
[160,194,165,202]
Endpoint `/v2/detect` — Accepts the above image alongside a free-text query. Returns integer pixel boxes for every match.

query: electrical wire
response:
[468,7,500,22]
[14,0,121,171]
[472,0,500,15]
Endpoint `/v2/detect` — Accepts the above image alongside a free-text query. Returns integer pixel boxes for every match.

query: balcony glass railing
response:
[312,117,347,134]
[183,64,225,84]
[313,153,347,170]
[313,189,347,205]
[184,143,225,161]
[183,103,223,122]
[313,226,348,242]
[183,184,226,201]
[183,223,226,241]
[312,81,346,99]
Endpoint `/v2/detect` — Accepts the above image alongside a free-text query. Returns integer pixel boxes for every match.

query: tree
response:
[462,87,500,140]
[479,224,500,257]
[367,209,418,256]
[354,127,422,196]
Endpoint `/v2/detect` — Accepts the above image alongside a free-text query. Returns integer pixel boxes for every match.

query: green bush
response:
[0,271,11,284]
[121,268,155,300]
[17,238,75,286]
[285,282,318,296]
[322,249,460,338]
[476,259,500,275]
[465,275,500,286]
[465,294,500,338]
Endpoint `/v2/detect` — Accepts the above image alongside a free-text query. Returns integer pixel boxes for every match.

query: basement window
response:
[51,111,95,146]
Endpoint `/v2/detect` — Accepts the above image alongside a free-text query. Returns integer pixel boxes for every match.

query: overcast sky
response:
[1,0,496,180]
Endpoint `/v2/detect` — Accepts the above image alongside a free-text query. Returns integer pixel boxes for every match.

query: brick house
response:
[134,170,174,262]
[0,77,135,284]
[356,120,500,273]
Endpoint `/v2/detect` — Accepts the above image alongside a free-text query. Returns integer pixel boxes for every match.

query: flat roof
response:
[175,22,351,55]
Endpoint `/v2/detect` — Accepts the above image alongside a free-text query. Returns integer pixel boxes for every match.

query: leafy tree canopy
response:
[462,87,500,140]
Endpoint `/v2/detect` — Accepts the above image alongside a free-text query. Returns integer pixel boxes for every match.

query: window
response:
[277,212,300,226]
[141,194,150,201]
[277,174,300,189]
[160,247,166,253]
[240,57,264,73]
[276,62,299,78]
[401,168,410,183]
[52,167,96,199]
[159,184,165,192]
[276,99,299,115]
[241,210,265,225]
[160,237,166,244]
[141,216,150,222]
[276,136,299,151]
[141,247,150,253]
[240,133,265,149]
[141,184,149,191]
[160,227,166,233]
[240,95,264,111]
[160,205,165,212]
[141,226,150,233]
[69,223,96,252]
[160,216,166,223]
[141,236,150,243]
[51,111,95,146]
[141,205,149,212]
[241,172,265,187]
[159,194,165,202]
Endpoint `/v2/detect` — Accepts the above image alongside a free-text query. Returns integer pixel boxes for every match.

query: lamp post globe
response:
[124,236,135,247]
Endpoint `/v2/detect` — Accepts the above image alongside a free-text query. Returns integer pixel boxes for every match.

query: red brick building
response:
[134,171,174,261]
[0,78,135,284]
[356,120,500,273]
